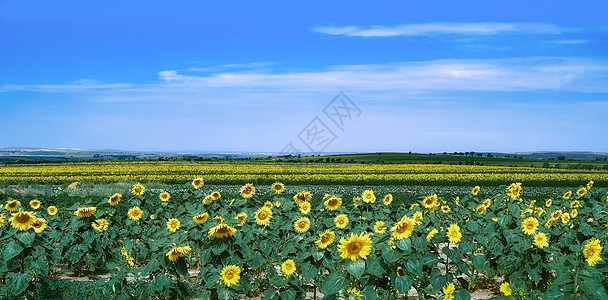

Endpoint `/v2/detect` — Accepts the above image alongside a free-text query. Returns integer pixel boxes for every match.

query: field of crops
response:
[1,178,607,299]
[1,161,608,186]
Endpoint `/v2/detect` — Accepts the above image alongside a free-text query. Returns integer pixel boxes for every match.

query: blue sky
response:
[1,0,607,153]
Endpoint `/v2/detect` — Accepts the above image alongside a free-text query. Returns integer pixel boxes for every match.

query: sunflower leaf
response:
[15,231,35,247]
[321,270,348,295]
[3,240,24,261]
[393,274,413,293]
[345,259,365,279]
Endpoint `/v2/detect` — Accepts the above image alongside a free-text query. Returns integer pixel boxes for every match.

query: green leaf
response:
[248,252,265,269]
[321,270,348,295]
[15,231,35,247]
[453,289,471,300]
[312,249,325,260]
[211,242,228,255]
[381,246,403,263]
[362,285,378,300]
[301,262,320,281]
[394,274,413,293]
[3,240,24,261]
[279,288,296,300]
[578,276,608,300]
[395,238,412,253]
[472,255,486,272]
[365,256,385,278]
[6,272,31,296]
[345,259,365,279]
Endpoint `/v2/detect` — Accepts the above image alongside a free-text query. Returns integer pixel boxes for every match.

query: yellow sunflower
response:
[583,238,603,266]
[255,207,272,226]
[413,211,423,225]
[571,209,578,218]
[293,192,308,204]
[191,177,204,189]
[29,200,41,210]
[166,218,180,232]
[443,282,455,300]
[271,182,285,194]
[193,212,209,224]
[563,191,572,199]
[299,201,311,214]
[533,232,549,249]
[0,217,4,228]
[203,195,215,205]
[391,216,415,240]
[521,217,539,235]
[551,210,562,220]
[383,194,393,205]
[9,210,35,231]
[128,206,143,221]
[131,183,145,196]
[281,259,296,277]
[324,196,342,211]
[353,196,362,208]
[239,183,255,199]
[426,228,438,242]
[220,265,241,287]
[545,199,552,207]
[166,245,192,262]
[334,214,349,229]
[570,200,581,209]
[236,212,247,225]
[455,197,460,206]
[441,205,450,213]
[74,207,97,218]
[47,206,57,216]
[108,193,122,206]
[561,213,570,224]
[316,230,335,249]
[5,200,21,212]
[32,218,47,233]
[91,219,109,232]
[472,186,480,195]
[576,187,587,197]
[209,191,221,200]
[446,224,462,244]
[476,204,487,214]
[159,192,171,202]
[500,282,512,296]
[362,190,376,203]
[422,194,438,209]
[374,221,387,234]
[483,198,492,207]
[587,180,594,190]
[264,201,274,209]
[294,217,311,233]
[337,233,372,261]
[506,182,522,199]
[209,223,237,238]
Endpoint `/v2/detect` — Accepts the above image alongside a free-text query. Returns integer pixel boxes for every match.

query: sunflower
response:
[391,216,415,240]
[587,180,594,190]
[521,217,539,235]
[271,182,285,194]
[32,218,47,233]
[563,191,572,199]
[264,201,274,209]
[294,217,311,233]
[352,196,362,208]
[9,210,35,231]
[576,187,587,197]
[570,200,581,209]
[214,216,225,223]
[166,245,192,262]
[47,206,57,216]
[472,186,480,195]
[545,199,552,207]
[362,190,376,203]
[0,218,4,228]
[236,212,247,225]
[281,259,297,277]
[324,197,342,211]
[316,230,335,249]
[455,197,460,205]
[583,238,603,266]
[159,192,171,202]
[166,218,180,232]
[255,207,272,226]
[551,210,562,220]
[191,177,204,189]
[108,193,121,206]
[426,228,439,242]
[131,183,145,196]
[74,207,97,218]
[476,204,487,214]
[128,207,143,221]
[441,205,450,213]
[561,213,570,224]
[533,232,549,249]
[29,200,41,210]
[5,200,21,212]
[571,209,578,218]
[293,192,308,204]
[500,282,512,296]
[422,195,438,209]
[544,219,554,228]
[299,201,311,214]
[483,199,492,207]
[239,183,255,199]
[203,195,215,205]
[410,203,419,209]
[506,182,522,199]
[334,214,349,229]
[446,224,462,244]
[193,212,209,224]
[220,265,241,287]
[443,282,455,300]
[374,221,387,233]
[535,207,546,216]
[347,287,363,300]
[91,219,109,232]
[337,233,372,261]
[209,223,237,238]
[383,194,393,205]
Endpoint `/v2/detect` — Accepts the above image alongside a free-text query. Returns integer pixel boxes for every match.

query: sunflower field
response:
[0,179,607,299]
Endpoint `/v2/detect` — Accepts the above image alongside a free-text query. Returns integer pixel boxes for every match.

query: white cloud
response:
[549,39,589,44]
[312,22,565,37]
[0,79,131,93]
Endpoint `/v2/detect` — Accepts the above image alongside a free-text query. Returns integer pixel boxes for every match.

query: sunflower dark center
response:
[16,213,31,223]
[348,242,361,254]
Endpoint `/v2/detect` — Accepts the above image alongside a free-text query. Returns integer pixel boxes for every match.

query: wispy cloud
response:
[549,39,589,45]
[0,79,131,93]
[312,22,566,37]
